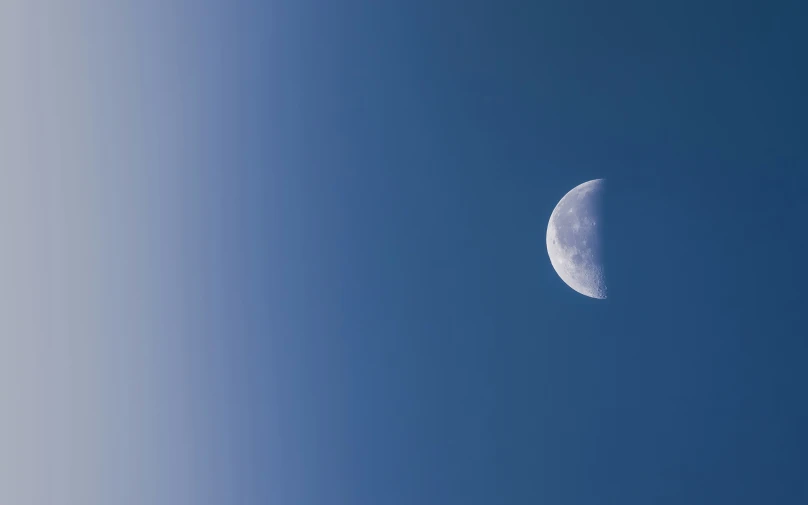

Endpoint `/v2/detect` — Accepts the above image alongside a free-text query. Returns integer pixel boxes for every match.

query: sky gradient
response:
[3,1,807,504]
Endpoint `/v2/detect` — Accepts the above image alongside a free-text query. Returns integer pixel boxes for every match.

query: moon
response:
[546,179,607,299]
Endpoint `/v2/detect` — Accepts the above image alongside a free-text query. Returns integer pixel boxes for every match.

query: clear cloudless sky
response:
[4,0,808,504]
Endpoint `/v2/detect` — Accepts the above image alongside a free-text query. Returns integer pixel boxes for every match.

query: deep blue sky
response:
[206,1,808,503]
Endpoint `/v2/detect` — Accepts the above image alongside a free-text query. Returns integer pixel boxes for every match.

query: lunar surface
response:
[546,179,607,299]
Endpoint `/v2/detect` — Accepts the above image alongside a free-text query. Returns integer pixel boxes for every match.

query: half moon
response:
[546,179,607,299]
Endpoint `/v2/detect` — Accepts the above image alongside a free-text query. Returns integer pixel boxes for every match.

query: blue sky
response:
[4,0,808,503]
[260,3,808,501]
